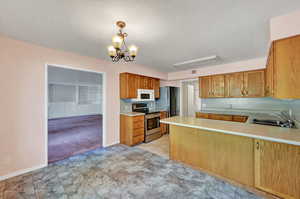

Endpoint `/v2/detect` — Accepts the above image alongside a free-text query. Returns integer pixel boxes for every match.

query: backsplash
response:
[201,97,300,123]
[120,99,156,112]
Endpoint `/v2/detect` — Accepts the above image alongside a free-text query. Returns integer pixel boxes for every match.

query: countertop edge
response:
[161,120,300,146]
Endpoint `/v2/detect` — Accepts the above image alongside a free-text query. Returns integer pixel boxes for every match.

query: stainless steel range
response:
[132,103,162,143]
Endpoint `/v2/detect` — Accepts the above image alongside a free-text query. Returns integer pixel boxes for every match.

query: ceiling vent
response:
[173,55,219,70]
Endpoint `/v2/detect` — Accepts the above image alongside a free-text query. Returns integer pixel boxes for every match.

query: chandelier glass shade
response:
[107,21,138,62]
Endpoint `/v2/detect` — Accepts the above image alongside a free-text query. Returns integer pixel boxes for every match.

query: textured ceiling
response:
[1,0,300,72]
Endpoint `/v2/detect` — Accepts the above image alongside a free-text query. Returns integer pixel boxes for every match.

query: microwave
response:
[133,89,155,101]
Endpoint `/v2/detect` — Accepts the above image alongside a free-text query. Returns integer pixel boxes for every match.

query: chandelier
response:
[107,21,138,62]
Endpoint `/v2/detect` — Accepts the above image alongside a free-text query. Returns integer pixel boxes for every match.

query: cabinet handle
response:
[265,87,269,95]
[256,142,260,150]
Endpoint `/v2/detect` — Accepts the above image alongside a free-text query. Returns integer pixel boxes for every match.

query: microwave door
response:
[140,93,150,100]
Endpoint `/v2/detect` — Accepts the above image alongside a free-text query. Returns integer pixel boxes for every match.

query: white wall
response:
[48,66,103,119]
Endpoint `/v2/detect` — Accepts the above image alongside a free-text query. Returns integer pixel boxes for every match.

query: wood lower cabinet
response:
[208,114,232,121]
[255,140,300,199]
[160,111,168,134]
[196,112,248,123]
[243,70,265,97]
[120,115,145,146]
[232,115,248,123]
[170,125,254,186]
[195,112,209,119]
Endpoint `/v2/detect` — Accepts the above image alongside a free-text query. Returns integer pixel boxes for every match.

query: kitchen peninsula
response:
[161,116,300,199]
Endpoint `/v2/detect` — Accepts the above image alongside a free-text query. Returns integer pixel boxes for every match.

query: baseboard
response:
[0,164,47,181]
[103,141,120,148]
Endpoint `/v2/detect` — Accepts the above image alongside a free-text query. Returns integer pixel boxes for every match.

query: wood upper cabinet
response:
[243,70,265,98]
[200,70,265,98]
[120,73,160,99]
[154,78,160,98]
[199,76,211,98]
[200,75,225,98]
[272,35,300,99]
[255,140,300,199]
[211,75,225,97]
[139,76,147,89]
[225,72,244,97]
[265,43,274,97]
[120,73,139,99]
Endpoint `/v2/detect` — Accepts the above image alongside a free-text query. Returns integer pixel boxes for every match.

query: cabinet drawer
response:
[133,120,144,129]
[232,115,248,123]
[133,115,144,122]
[209,114,232,121]
[132,135,144,145]
[133,127,144,137]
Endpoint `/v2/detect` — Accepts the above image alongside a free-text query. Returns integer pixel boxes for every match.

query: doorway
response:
[47,65,104,163]
[181,80,200,117]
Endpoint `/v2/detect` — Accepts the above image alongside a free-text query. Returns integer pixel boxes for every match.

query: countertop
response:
[121,109,168,117]
[160,116,300,146]
[120,112,145,116]
[197,108,287,124]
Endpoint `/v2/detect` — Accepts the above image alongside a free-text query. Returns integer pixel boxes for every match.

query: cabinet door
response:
[154,79,160,98]
[120,73,138,99]
[199,76,211,98]
[170,126,254,186]
[139,76,147,89]
[147,78,154,89]
[195,112,209,119]
[225,72,244,97]
[255,140,300,199]
[208,114,232,121]
[232,115,248,123]
[211,75,225,97]
[160,111,168,134]
[274,36,300,99]
[265,44,274,97]
[243,70,265,97]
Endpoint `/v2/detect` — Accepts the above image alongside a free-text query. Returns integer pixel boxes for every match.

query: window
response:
[48,84,76,103]
[78,86,101,104]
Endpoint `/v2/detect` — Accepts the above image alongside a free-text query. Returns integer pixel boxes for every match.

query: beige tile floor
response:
[136,134,170,158]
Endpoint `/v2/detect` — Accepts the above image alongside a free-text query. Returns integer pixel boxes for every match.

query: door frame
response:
[45,64,107,166]
[180,78,198,117]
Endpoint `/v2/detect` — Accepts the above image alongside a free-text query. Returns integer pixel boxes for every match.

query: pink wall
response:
[167,58,266,80]
[160,80,181,88]
[0,34,167,178]
[271,9,300,41]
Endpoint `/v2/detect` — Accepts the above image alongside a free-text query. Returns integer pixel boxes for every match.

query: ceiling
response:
[1,0,300,72]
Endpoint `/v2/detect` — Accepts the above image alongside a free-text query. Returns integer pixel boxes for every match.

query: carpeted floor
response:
[48,115,102,163]
[0,145,263,199]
